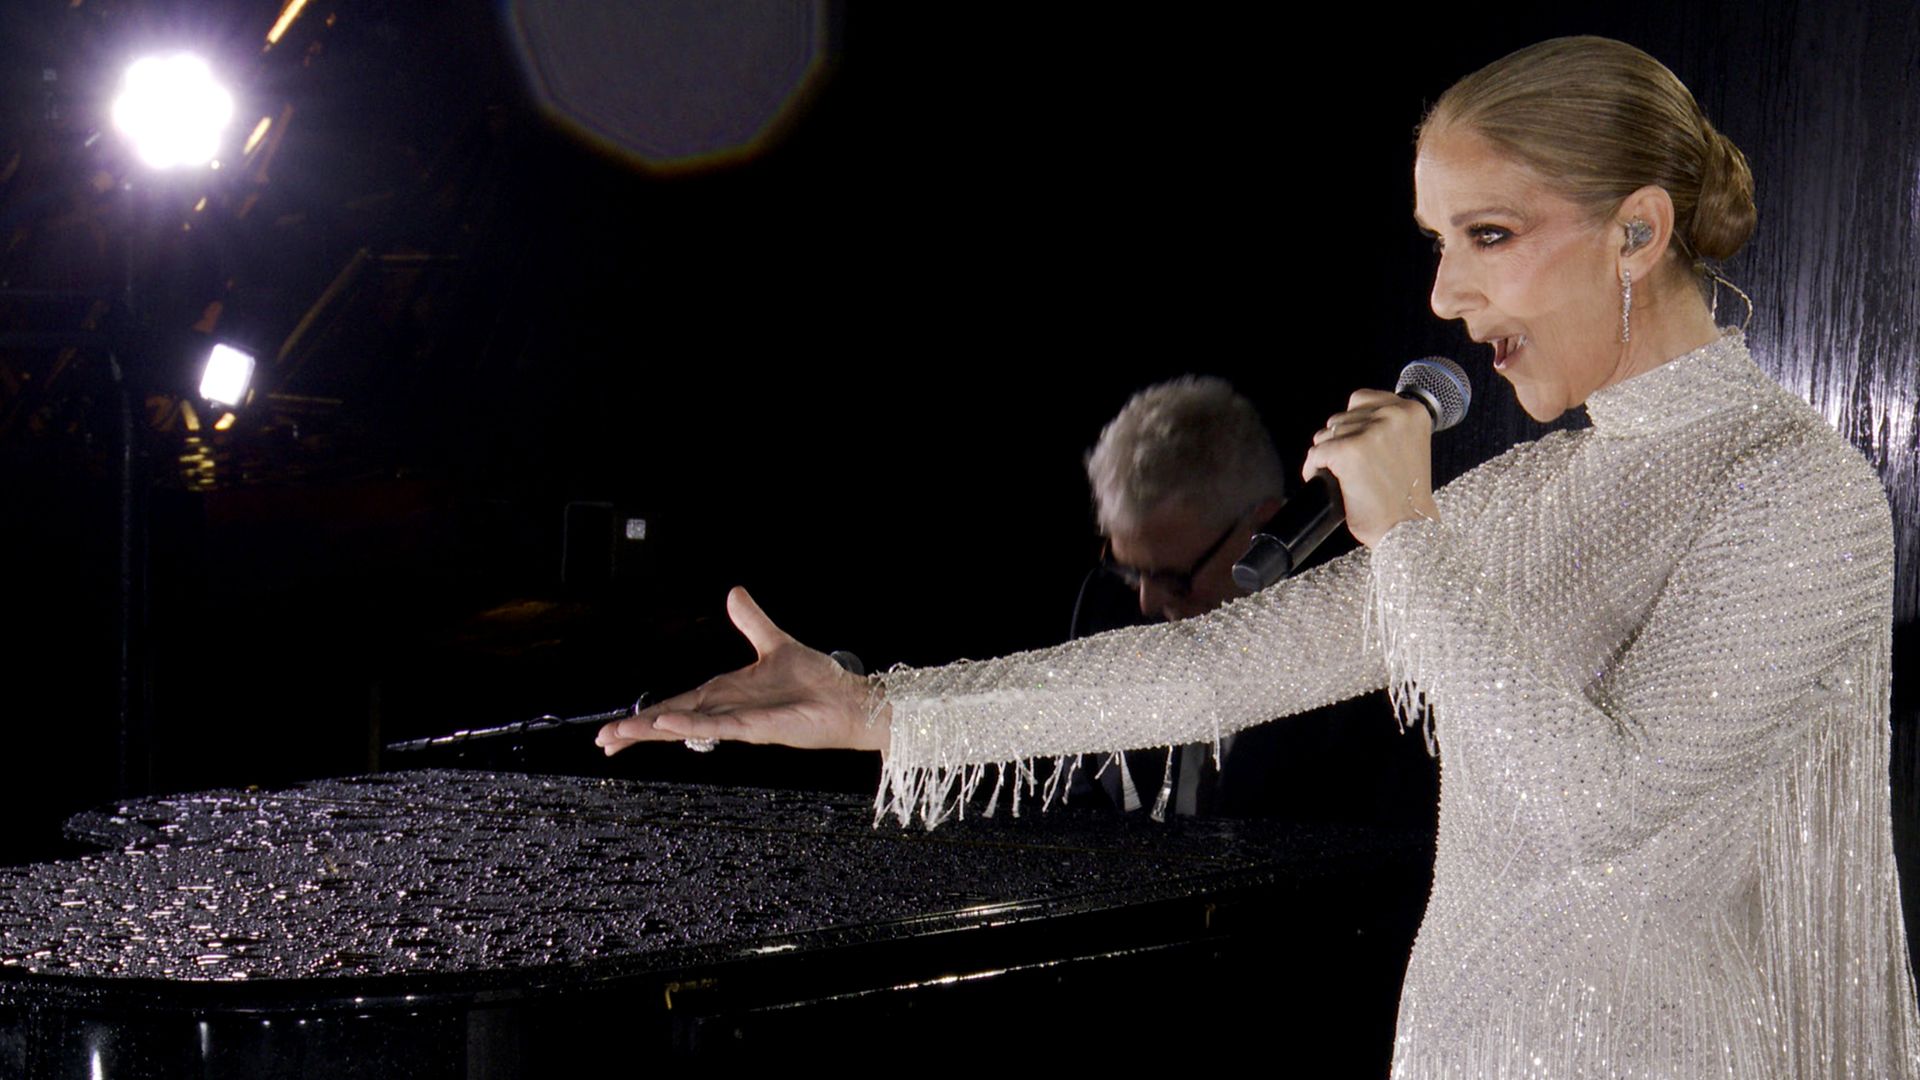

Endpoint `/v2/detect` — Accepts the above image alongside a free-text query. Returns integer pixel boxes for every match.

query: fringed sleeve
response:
[874,542,1390,828]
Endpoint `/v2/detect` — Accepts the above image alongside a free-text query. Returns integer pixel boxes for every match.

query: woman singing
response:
[599,37,1920,1078]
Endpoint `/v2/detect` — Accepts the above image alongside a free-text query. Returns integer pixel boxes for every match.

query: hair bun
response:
[1690,127,1756,261]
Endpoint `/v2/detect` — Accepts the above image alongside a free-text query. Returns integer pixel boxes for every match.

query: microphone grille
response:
[1396,357,1472,432]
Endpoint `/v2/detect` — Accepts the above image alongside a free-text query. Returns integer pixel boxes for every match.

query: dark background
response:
[1,0,1915,958]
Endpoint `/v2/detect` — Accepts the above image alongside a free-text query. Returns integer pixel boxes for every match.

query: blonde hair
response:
[1421,36,1756,266]
[1085,376,1285,535]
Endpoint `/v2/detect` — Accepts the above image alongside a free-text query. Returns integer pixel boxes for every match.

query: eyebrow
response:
[1414,205,1527,232]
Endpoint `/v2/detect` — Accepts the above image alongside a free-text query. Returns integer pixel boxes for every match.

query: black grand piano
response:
[0,770,1429,1077]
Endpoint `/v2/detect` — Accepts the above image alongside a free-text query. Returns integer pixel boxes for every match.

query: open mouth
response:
[1492,334,1528,371]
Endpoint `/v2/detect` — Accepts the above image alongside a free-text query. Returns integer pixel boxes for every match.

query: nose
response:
[1137,579,1177,621]
[1429,248,1476,322]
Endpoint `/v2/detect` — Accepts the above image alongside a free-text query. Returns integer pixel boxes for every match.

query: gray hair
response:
[1084,375,1286,535]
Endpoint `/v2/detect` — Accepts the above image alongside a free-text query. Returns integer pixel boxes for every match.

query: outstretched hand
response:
[595,587,888,756]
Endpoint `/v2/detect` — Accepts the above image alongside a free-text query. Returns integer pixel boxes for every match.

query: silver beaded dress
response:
[874,333,1920,1078]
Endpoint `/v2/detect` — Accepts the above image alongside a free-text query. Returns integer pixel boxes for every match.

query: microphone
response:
[1231,358,1471,592]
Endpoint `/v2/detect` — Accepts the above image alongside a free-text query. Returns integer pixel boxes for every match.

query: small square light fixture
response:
[198,343,256,407]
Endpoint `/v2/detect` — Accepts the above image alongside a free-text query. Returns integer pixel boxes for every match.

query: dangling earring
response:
[1619,218,1650,344]
[1620,268,1633,343]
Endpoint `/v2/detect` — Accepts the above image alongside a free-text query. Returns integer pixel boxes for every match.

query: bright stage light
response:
[198,344,255,407]
[111,54,235,170]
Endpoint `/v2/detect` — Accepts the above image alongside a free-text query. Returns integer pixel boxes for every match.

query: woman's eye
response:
[1424,226,1507,253]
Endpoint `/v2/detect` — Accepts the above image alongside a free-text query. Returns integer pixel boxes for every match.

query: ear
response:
[1615,185,1677,281]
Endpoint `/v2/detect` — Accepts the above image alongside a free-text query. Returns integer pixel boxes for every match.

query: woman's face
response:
[1414,128,1630,421]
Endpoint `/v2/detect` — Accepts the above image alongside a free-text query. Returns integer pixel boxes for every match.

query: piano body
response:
[0,770,1429,1075]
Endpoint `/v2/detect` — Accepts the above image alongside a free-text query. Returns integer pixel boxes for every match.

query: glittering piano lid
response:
[0,770,1423,997]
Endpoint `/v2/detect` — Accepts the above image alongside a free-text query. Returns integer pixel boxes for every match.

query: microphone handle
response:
[1231,376,1455,593]
[1231,472,1346,592]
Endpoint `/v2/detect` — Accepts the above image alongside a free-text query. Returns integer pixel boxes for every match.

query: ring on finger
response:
[631,692,719,754]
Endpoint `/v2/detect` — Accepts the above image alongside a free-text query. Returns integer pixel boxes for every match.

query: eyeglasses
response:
[1100,516,1244,598]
